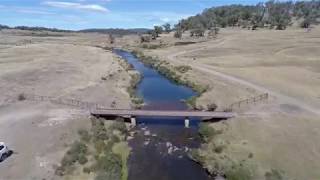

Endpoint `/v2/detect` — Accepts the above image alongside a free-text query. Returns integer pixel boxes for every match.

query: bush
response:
[175,65,192,73]
[186,96,198,109]
[78,154,88,165]
[189,149,205,163]
[199,123,223,141]
[265,169,284,180]
[140,35,151,43]
[225,164,253,180]
[132,97,144,105]
[110,121,127,134]
[207,103,218,111]
[83,167,92,174]
[94,140,107,154]
[94,153,122,175]
[214,145,225,154]
[110,135,121,144]
[56,141,88,176]
[91,119,109,141]
[78,129,91,142]
[18,93,26,101]
[174,30,182,38]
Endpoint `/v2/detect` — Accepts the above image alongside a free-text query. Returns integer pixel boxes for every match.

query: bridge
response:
[91,109,236,127]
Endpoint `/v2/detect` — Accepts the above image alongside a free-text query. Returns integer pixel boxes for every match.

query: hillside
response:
[176,0,320,31]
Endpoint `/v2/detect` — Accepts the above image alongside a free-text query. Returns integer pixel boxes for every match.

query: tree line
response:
[175,0,320,32]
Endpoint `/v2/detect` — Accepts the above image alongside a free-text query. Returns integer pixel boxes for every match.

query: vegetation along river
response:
[114,49,212,180]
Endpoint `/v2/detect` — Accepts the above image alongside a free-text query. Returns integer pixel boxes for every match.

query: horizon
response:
[0,0,280,30]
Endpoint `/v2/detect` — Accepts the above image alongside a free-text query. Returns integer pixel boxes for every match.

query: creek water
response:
[114,49,212,180]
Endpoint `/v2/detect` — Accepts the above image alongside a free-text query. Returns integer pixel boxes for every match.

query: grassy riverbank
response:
[116,55,144,108]
[131,49,209,108]
[55,117,131,180]
[190,123,287,180]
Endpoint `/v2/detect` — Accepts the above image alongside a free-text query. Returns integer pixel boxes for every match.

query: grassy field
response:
[137,26,320,179]
[0,29,132,180]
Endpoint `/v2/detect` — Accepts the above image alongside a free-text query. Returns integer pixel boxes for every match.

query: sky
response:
[0,0,265,30]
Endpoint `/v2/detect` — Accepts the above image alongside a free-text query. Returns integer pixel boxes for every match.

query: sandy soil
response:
[0,30,131,180]
[141,27,320,179]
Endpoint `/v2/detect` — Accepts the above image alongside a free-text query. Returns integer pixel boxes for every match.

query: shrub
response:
[186,96,198,109]
[110,121,127,134]
[83,167,91,174]
[94,140,107,154]
[78,154,88,165]
[189,149,205,163]
[175,65,192,73]
[140,35,152,43]
[55,166,66,176]
[174,29,182,39]
[132,97,144,105]
[214,145,225,154]
[18,93,26,101]
[91,119,109,141]
[56,141,88,176]
[199,123,223,141]
[78,129,91,142]
[94,153,122,175]
[225,164,253,180]
[207,103,218,111]
[265,169,284,180]
[110,135,121,144]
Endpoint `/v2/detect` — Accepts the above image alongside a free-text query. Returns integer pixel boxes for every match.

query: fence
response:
[22,94,106,110]
[226,93,269,111]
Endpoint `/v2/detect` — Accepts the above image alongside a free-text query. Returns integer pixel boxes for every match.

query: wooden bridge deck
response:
[91,109,236,119]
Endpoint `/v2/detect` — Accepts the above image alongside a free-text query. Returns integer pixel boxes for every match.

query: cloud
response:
[17,9,56,15]
[43,1,108,13]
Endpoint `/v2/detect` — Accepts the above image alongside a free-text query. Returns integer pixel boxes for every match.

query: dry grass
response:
[141,26,320,180]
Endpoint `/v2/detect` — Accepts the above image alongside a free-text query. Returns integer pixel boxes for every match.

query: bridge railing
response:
[226,93,269,112]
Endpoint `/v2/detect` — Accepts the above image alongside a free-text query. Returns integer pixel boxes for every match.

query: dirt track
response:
[169,47,320,115]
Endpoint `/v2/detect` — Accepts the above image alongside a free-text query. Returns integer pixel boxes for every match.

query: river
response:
[114,49,212,180]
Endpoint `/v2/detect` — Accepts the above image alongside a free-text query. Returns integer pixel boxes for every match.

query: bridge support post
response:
[184,117,190,128]
[131,116,136,127]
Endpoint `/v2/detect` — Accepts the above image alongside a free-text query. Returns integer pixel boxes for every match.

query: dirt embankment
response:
[0,30,132,180]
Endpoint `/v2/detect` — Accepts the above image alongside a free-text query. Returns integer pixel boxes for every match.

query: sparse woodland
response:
[175,0,320,32]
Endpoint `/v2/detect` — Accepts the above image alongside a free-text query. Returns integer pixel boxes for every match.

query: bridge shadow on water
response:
[97,114,228,126]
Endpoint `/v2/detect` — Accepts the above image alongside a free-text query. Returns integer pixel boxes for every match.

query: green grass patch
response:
[131,50,209,96]
[198,123,223,142]
[56,117,130,180]
[112,142,131,180]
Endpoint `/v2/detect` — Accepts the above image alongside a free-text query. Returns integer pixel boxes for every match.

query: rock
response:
[166,142,172,148]
[144,141,150,146]
[127,136,134,140]
[144,130,151,136]
[215,175,226,180]
[184,147,189,152]
[173,146,179,152]
[168,147,173,154]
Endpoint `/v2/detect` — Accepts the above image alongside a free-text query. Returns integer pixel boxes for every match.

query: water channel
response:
[114,49,212,180]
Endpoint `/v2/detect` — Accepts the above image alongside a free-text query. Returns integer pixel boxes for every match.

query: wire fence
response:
[22,94,106,110]
[226,93,269,112]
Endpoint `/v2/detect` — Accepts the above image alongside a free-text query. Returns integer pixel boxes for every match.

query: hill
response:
[176,0,320,31]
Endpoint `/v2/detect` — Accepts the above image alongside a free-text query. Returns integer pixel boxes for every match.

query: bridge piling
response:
[184,117,190,128]
[131,116,137,127]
